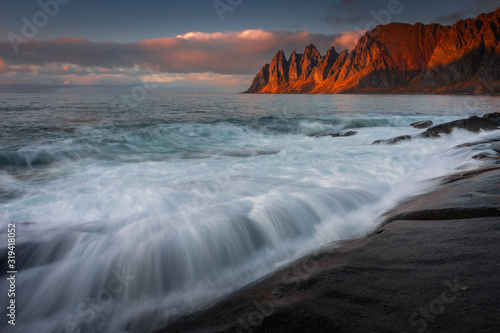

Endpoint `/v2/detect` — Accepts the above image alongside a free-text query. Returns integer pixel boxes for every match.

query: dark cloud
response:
[434,10,472,25]
[325,0,387,25]
[434,0,500,24]
[325,0,499,28]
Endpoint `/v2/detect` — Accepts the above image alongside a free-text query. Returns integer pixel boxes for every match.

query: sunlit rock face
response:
[246,8,500,94]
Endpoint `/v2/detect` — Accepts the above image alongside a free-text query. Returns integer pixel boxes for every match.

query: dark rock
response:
[309,130,358,138]
[288,50,303,83]
[223,150,280,157]
[331,131,357,137]
[483,112,500,120]
[372,135,412,145]
[490,143,500,153]
[409,120,433,128]
[456,140,494,148]
[483,112,500,125]
[268,50,289,90]
[18,222,37,226]
[374,116,499,146]
[383,166,500,222]
[473,152,500,160]
[246,64,270,93]
[419,116,499,138]
[441,166,500,184]
[455,138,500,161]
[455,137,500,149]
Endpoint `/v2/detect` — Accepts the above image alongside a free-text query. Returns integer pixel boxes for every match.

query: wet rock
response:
[472,152,500,160]
[455,137,500,149]
[331,131,357,137]
[372,135,412,145]
[490,143,500,153]
[17,222,37,226]
[419,116,499,138]
[483,112,500,123]
[409,120,433,129]
[309,130,358,138]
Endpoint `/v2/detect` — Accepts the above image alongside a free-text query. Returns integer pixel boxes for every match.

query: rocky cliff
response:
[245,8,500,94]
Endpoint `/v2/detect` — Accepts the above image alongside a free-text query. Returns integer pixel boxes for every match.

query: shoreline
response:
[161,138,500,333]
[241,92,500,96]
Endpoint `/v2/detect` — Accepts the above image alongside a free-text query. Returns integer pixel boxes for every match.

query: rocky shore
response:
[245,8,500,94]
[160,120,500,333]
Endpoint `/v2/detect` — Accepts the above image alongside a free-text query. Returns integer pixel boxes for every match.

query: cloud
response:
[325,0,387,25]
[0,60,254,93]
[0,30,340,76]
[434,0,500,24]
[434,10,470,24]
[0,58,7,72]
[332,30,367,51]
[0,29,367,92]
[325,0,499,28]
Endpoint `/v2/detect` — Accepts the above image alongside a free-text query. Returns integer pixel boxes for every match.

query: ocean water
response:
[1,93,499,333]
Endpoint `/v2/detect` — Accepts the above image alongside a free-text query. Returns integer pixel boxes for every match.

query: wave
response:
[1,128,490,332]
[0,115,459,168]
[1,93,496,332]
[0,181,385,332]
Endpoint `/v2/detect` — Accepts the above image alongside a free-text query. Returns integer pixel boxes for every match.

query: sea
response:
[1,93,499,333]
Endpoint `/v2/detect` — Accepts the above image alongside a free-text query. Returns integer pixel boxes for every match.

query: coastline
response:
[162,139,500,333]
[244,9,500,95]
[241,92,500,95]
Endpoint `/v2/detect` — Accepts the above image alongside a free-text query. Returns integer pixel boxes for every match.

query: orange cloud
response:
[236,29,275,40]
[98,67,112,73]
[0,58,8,72]
[54,73,132,86]
[0,29,372,92]
[332,30,367,51]
[176,32,227,40]
[0,30,345,75]
[176,29,276,42]
[0,58,252,92]
[173,29,325,54]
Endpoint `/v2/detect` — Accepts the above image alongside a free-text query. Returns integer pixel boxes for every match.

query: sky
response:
[0,0,498,93]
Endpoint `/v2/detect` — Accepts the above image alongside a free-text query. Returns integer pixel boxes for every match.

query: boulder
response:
[372,135,412,145]
[472,152,500,160]
[409,120,433,129]
[483,112,500,124]
[331,131,357,137]
[309,130,358,138]
[419,116,499,138]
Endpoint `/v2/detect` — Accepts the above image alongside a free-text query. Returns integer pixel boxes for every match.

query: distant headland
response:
[245,8,500,94]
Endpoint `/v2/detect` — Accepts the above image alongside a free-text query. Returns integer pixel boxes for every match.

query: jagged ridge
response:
[245,7,500,94]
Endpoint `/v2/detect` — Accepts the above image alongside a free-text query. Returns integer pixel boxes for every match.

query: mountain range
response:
[245,8,500,94]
